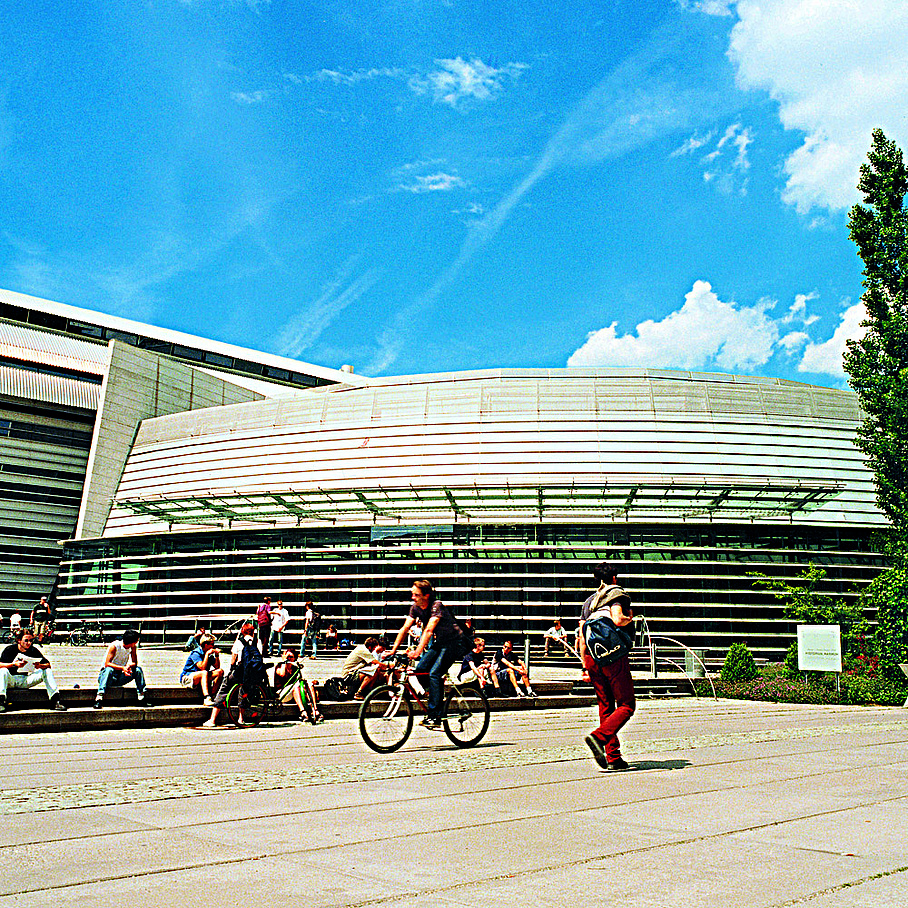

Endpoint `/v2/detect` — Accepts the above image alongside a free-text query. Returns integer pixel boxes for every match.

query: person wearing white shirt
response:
[543,619,570,655]
[0,628,66,711]
[270,601,290,656]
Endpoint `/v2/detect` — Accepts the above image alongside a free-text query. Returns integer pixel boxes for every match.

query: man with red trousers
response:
[579,562,635,771]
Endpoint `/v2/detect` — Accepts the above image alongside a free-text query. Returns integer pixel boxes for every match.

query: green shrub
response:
[721,642,758,683]
[782,641,800,679]
[863,566,908,681]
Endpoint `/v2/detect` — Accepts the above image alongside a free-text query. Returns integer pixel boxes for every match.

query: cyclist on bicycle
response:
[386,579,467,731]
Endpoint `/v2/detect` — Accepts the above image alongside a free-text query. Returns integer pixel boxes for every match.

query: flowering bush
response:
[697,663,907,706]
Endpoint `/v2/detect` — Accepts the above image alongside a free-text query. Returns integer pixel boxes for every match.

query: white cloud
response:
[567,280,781,371]
[725,0,908,213]
[230,91,269,104]
[671,131,715,156]
[779,330,809,350]
[676,0,735,14]
[676,122,753,194]
[797,300,866,377]
[567,280,859,379]
[398,172,466,193]
[307,67,406,86]
[275,260,380,358]
[410,57,527,107]
[785,291,819,325]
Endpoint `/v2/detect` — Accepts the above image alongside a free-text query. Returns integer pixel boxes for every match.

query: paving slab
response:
[3,699,907,907]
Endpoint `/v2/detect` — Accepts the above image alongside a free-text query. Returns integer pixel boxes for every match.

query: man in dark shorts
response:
[579,562,635,771]
[387,579,467,730]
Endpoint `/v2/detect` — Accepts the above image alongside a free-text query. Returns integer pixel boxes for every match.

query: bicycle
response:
[67,620,104,646]
[224,659,323,726]
[358,654,490,753]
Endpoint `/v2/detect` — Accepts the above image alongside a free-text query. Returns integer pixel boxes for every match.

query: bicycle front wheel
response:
[225,683,268,726]
[71,630,87,646]
[359,685,413,753]
[443,685,490,747]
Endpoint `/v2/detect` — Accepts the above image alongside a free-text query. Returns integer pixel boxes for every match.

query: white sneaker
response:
[203,697,215,707]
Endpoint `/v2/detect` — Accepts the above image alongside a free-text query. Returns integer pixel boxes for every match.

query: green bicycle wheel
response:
[225,682,269,726]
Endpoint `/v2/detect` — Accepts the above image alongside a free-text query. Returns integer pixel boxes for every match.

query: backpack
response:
[310,611,321,633]
[238,637,265,684]
[581,585,635,666]
[256,602,271,626]
[582,611,633,666]
[322,675,354,701]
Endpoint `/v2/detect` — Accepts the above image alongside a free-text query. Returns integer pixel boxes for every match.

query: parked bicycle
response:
[224,658,322,726]
[67,620,105,646]
[358,654,490,753]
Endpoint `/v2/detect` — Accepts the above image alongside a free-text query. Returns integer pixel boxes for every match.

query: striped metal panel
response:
[102,371,879,536]
[0,321,108,374]
[0,365,100,410]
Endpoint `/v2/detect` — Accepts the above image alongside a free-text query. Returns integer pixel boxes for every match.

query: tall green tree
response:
[844,129,908,549]
[845,130,908,686]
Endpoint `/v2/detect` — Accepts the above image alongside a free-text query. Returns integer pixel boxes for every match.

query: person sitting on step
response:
[95,629,154,709]
[493,638,536,698]
[179,634,224,706]
[0,627,67,712]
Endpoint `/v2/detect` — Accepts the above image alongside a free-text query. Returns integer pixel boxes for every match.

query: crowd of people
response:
[2,569,637,770]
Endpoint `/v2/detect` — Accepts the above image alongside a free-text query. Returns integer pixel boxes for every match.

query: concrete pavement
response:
[2,694,907,906]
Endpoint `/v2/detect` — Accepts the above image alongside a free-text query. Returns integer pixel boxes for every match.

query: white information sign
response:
[797,624,842,673]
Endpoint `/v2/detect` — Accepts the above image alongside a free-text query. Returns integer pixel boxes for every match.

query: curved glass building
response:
[58,369,886,659]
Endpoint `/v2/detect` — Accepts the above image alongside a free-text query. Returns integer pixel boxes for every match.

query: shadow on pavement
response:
[628,758,691,771]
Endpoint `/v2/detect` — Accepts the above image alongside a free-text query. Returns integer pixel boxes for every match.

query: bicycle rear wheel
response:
[225,683,269,726]
[443,685,490,747]
[359,685,413,753]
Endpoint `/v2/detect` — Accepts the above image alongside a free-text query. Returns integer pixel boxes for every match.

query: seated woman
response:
[274,649,324,724]
[324,624,339,650]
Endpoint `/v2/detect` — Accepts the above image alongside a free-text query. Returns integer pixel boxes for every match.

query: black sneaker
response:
[584,734,609,770]
[136,697,154,708]
[50,698,67,711]
[93,700,103,709]
[419,716,443,730]
[605,758,630,771]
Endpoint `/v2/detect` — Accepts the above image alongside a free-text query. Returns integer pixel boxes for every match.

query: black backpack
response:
[238,637,265,684]
[322,675,354,701]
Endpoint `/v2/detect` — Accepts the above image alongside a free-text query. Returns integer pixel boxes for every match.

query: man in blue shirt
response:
[179,634,224,706]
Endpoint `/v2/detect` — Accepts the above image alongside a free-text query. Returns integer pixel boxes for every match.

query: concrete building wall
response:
[75,341,265,539]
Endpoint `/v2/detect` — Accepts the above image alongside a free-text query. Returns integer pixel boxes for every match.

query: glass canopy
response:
[113,479,845,528]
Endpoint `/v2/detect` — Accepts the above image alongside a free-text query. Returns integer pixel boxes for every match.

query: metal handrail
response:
[637,616,717,699]
[560,616,716,699]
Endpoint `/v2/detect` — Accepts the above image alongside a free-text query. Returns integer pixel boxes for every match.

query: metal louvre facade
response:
[56,369,886,658]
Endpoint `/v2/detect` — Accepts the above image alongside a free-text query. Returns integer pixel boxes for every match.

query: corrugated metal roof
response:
[0,321,109,375]
[0,365,100,410]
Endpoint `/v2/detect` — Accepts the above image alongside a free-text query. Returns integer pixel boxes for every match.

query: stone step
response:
[0,689,598,734]
[0,676,698,733]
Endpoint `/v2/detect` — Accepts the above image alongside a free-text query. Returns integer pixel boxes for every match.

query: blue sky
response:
[1,1,906,385]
